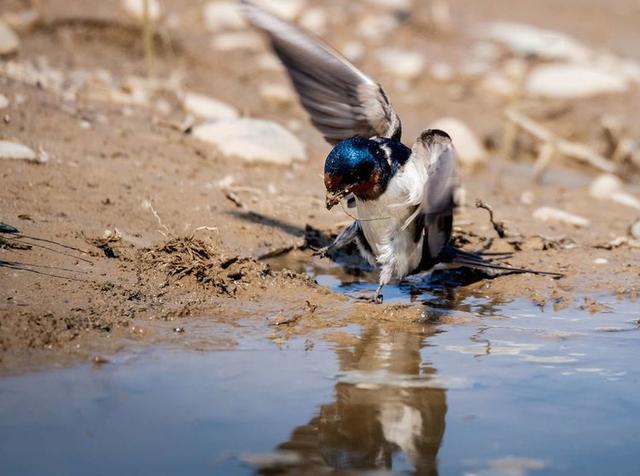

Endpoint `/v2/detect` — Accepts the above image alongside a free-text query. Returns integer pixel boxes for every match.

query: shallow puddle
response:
[1,288,639,475]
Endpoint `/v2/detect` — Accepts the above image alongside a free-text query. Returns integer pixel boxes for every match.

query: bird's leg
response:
[374,283,384,303]
[373,265,393,304]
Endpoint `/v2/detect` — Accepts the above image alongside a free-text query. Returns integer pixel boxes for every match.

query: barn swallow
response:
[243,2,562,302]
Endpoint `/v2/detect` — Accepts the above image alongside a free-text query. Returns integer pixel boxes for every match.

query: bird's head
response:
[324,136,399,210]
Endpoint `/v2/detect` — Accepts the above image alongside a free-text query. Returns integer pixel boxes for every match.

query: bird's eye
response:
[353,161,374,183]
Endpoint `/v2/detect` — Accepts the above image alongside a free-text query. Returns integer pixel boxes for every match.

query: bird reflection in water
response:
[255,326,447,475]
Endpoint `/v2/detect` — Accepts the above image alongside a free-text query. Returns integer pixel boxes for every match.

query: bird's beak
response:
[325,188,350,210]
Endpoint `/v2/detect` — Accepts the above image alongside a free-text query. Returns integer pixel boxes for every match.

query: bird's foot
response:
[311,246,330,258]
[352,290,384,304]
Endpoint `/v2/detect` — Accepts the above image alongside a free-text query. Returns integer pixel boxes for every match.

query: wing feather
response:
[410,130,458,259]
[242,1,401,144]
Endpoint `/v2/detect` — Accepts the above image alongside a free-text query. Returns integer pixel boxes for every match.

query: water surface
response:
[1,285,638,475]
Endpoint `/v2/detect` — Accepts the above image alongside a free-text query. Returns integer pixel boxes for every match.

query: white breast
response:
[356,158,428,280]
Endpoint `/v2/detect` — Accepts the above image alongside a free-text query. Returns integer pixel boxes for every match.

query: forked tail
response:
[443,246,564,278]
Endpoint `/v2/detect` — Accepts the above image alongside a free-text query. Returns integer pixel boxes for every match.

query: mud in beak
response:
[325,188,351,210]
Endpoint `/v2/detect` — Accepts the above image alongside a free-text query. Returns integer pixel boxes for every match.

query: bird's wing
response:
[242,1,401,144]
[407,129,458,260]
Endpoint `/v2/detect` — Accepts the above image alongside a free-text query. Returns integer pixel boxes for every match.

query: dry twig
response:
[475,199,507,238]
[505,109,616,174]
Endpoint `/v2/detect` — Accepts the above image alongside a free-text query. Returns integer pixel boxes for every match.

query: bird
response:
[243,2,562,302]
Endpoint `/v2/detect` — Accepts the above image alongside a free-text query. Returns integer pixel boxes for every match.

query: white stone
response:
[3,9,39,32]
[630,221,640,240]
[593,258,608,265]
[358,14,399,40]
[526,64,627,98]
[618,59,640,83]
[589,174,640,210]
[481,22,590,62]
[532,207,590,227]
[520,191,535,205]
[122,0,162,21]
[375,48,425,80]
[0,19,19,55]
[430,62,453,81]
[253,0,306,20]
[589,174,622,199]
[428,117,487,167]
[342,41,364,62]
[183,92,238,121]
[257,53,283,72]
[481,72,516,96]
[286,119,303,132]
[193,118,307,165]
[299,7,327,35]
[155,98,172,115]
[0,94,9,109]
[203,2,246,31]
[259,83,295,106]
[211,31,262,51]
[0,141,36,161]
[470,41,501,63]
[365,0,413,9]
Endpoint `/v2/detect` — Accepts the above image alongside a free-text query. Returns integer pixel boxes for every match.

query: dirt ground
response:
[1,0,639,373]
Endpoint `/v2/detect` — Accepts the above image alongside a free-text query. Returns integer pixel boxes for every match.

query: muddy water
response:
[1,278,639,474]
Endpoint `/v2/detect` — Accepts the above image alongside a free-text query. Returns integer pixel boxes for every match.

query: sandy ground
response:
[1,0,639,373]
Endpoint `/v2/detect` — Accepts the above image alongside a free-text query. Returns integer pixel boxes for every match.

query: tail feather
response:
[454,248,513,259]
[444,246,563,278]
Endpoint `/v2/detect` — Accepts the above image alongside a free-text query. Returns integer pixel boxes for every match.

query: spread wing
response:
[242,1,402,144]
[410,129,458,260]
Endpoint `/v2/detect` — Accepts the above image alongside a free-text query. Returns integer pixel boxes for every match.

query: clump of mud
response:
[143,236,276,296]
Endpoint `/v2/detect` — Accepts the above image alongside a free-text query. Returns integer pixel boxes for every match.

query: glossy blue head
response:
[324,136,410,209]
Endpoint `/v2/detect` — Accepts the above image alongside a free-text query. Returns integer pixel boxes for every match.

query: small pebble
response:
[268,312,300,326]
[254,0,306,20]
[590,174,640,210]
[92,355,110,365]
[183,92,238,121]
[257,53,284,72]
[520,191,535,205]
[430,62,454,81]
[3,9,39,32]
[122,0,162,21]
[342,41,364,62]
[203,1,246,31]
[593,258,608,265]
[211,32,262,51]
[358,14,399,40]
[173,327,185,333]
[481,73,517,96]
[299,7,327,35]
[0,19,19,55]
[532,207,590,227]
[630,221,640,239]
[0,94,9,109]
[259,83,295,106]
[375,48,425,80]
